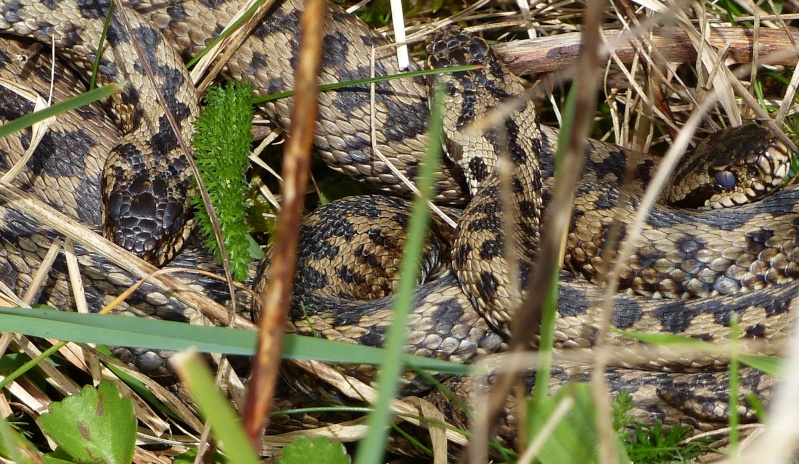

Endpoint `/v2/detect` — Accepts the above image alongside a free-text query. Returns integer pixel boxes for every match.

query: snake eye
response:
[715,170,737,189]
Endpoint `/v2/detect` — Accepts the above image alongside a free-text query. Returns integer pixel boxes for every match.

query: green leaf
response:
[527,384,630,464]
[39,381,135,464]
[617,330,712,347]
[43,456,76,464]
[172,448,226,464]
[624,421,697,463]
[0,416,43,463]
[276,437,350,464]
[0,84,118,139]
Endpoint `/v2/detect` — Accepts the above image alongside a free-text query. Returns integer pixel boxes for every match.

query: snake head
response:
[102,143,194,266]
[427,27,491,70]
[425,26,540,196]
[426,26,518,93]
[668,124,791,209]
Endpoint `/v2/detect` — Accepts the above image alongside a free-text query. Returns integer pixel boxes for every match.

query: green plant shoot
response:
[191,81,255,281]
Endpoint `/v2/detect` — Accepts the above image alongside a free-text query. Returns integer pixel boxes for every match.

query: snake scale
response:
[0,0,797,454]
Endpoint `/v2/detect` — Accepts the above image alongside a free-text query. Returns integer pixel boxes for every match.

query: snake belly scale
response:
[0,0,797,446]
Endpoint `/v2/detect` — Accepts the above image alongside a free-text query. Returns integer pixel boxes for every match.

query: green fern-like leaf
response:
[191,81,255,281]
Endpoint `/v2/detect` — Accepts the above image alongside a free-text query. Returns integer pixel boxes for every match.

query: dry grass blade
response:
[563,3,618,462]
[466,2,608,462]
[266,418,370,445]
[416,397,448,464]
[191,0,277,91]
[388,0,409,69]
[517,396,573,464]
[0,79,55,183]
[22,239,61,305]
[243,0,326,445]
[288,359,469,447]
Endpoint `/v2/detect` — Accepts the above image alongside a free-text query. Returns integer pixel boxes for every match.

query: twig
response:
[243,0,326,447]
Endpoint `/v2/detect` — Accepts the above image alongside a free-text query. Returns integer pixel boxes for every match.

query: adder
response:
[0,0,796,452]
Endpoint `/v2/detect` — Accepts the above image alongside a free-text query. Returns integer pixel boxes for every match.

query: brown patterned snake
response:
[0,0,797,454]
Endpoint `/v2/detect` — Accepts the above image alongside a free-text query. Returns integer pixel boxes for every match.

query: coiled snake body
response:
[0,0,796,449]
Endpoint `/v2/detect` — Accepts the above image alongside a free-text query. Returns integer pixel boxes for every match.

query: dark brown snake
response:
[0,0,797,454]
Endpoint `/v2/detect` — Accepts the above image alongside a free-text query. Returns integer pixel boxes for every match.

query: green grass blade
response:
[254,65,477,104]
[0,341,64,390]
[89,2,114,90]
[0,307,466,373]
[617,330,713,347]
[0,417,30,463]
[172,353,259,464]
[728,316,740,453]
[527,384,631,464]
[353,85,445,464]
[0,84,119,139]
[532,85,577,405]
[185,0,266,68]
[740,355,783,375]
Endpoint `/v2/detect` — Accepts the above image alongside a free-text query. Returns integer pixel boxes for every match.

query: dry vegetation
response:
[2,0,799,463]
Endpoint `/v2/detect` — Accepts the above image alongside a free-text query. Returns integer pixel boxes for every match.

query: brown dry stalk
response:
[495,26,799,76]
[462,1,608,461]
[242,0,326,447]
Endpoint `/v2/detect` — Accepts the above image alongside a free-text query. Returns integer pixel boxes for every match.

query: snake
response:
[0,0,797,454]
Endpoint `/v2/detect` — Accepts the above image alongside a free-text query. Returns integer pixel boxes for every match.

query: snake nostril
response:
[714,170,737,189]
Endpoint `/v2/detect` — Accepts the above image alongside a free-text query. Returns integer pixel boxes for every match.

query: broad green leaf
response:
[39,381,135,464]
[276,437,350,464]
[527,384,631,464]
